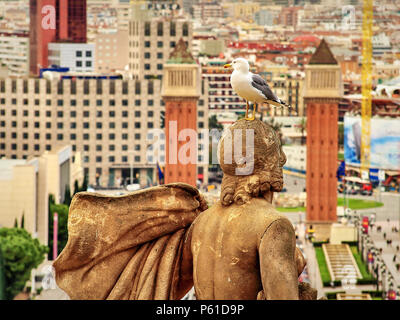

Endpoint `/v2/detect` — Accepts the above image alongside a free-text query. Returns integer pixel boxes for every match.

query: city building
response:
[304,39,343,240]
[0,32,29,77]
[48,42,95,72]
[128,2,192,80]
[94,29,129,74]
[0,75,209,188]
[29,0,87,75]
[0,145,81,246]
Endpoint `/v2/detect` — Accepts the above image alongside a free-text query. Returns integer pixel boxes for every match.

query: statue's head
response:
[218,119,286,206]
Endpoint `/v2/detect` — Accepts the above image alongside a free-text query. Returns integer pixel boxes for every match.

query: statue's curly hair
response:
[218,119,286,206]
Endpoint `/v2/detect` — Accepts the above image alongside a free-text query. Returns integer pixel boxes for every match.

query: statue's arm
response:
[259,218,299,300]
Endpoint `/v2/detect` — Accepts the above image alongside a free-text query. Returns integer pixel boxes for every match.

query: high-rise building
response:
[29,0,87,75]
[304,39,343,240]
[162,39,201,187]
[128,1,192,80]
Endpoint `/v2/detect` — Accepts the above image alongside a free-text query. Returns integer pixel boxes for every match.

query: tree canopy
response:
[0,228,48,300]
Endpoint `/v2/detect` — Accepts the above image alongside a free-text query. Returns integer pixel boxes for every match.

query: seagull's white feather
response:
[228,58,290,108]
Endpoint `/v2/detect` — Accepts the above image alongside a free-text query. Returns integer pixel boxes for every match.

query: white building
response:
[48,43,95,73]
[0,32,29,77]
[282,145,306,173]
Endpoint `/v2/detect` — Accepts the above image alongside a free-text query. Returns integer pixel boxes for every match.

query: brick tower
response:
[304,39,343,240]
[162,39,200,186]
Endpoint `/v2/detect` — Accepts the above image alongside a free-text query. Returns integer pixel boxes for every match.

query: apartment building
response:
[0,76,209,188]
[0,32,29,77]
[48,43,95,72]
[128,3,192,79]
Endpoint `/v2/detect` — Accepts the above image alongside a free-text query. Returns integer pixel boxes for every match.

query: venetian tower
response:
[304,39,343,240]
[162,39,200,186]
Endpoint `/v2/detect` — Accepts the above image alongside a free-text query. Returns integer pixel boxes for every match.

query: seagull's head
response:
[224,58,249,73]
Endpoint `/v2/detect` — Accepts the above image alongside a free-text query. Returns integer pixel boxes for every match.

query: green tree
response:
[0,228,48,300]
[20,213,24,229]
[208,115,223,131]
[73,180,80,196]
[63,185,72,206]
[48,203,69,260]
[81,174,88,192]
[0,249,6,300]
[338,123,344,148]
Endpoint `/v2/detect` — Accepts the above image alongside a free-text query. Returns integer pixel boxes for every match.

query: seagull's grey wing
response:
[251,74,280,102]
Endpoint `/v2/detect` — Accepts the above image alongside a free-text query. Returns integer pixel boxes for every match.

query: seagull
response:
[224,58,291,120]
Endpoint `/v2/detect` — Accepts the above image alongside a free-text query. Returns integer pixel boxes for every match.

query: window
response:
[96,145,102,151]
[148,111,153,117]
[134,156,140,162]
[71,80,76,94]
[122,81,128,95]
[84,145,89,151]
[83,122,90,129]
[122,122,128,128]
[46,111,51,117]
[122,133,128,140]
[83,133,90,140]
[57,81,63,94]
[57,123,63,129]
[198,111,204,117]
[135,122,141,128]
[96,133,102,140]
[135,133,140,140]
[109,145,115,151]
[109,122,115,129]
[145,22,151,36]
[71,99,76,106]
[109,99,115,106]
[86,51,92,57]
[122,111,128,117]
[46,99,51,106]
[34,145,40,151]
[57,111,63,117]
[183,23,189,37]
[84,80,90,94]
[70,133,76,140]
[96,100,102,106]
[135,100,141,106]
[76,61,83,67]
[148,100,154,106]
[109,133,115,140]
[109,111,115,117]
[70,111,76,117]
[157,22,163,36]
[83,111,90,117]
[86,61,92,67]
[109,156,115,163]
[147,122,154,128]
[76,51,82,57]
[170,41,176,48]
[46,133,51,139]
[144,64,150,70]
[122,145,128,151]
[148,81,154,94]
[170,22,176,36]
[96,122,102,129]
[109,81,115,94]
[122,156,128,162]
[122,99,128,106]
[46,122,51,128]
[135,81,141,94]
[157,52,163,59]
[57,100,63,106]
[70,122,76,129]
[144,41,151,48]
[135,111,141,117]
[157,64,163,70]
[157,41,163,48]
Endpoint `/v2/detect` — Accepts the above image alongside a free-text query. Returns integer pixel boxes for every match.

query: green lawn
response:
[350,246,375,281]
[315,247,331,284]
[277,198,383,212]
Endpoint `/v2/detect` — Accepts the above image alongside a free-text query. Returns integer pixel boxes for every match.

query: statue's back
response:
[191,197,292,300]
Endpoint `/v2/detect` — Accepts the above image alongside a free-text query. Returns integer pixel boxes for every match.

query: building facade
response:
[0,32,29,77]
[128,2,192,79]
[29,0,88,75]
[48,42,95,72]
[0,76,209,188]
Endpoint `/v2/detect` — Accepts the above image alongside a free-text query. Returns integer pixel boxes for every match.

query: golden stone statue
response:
[53,119,317,300]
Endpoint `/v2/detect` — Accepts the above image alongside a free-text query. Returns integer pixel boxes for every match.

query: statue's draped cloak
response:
[53,183,207,300]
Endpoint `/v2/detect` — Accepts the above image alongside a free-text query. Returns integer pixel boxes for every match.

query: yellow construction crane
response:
[360,0,373,180]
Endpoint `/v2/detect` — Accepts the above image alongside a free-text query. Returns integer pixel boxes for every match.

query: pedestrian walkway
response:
[323,244,361,281]
[369,220,400,290]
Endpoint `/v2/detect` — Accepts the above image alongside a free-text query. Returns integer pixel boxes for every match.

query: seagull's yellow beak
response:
[224,63,232,69]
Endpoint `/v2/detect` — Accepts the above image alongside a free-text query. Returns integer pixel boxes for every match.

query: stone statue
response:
[53,119,317,300]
